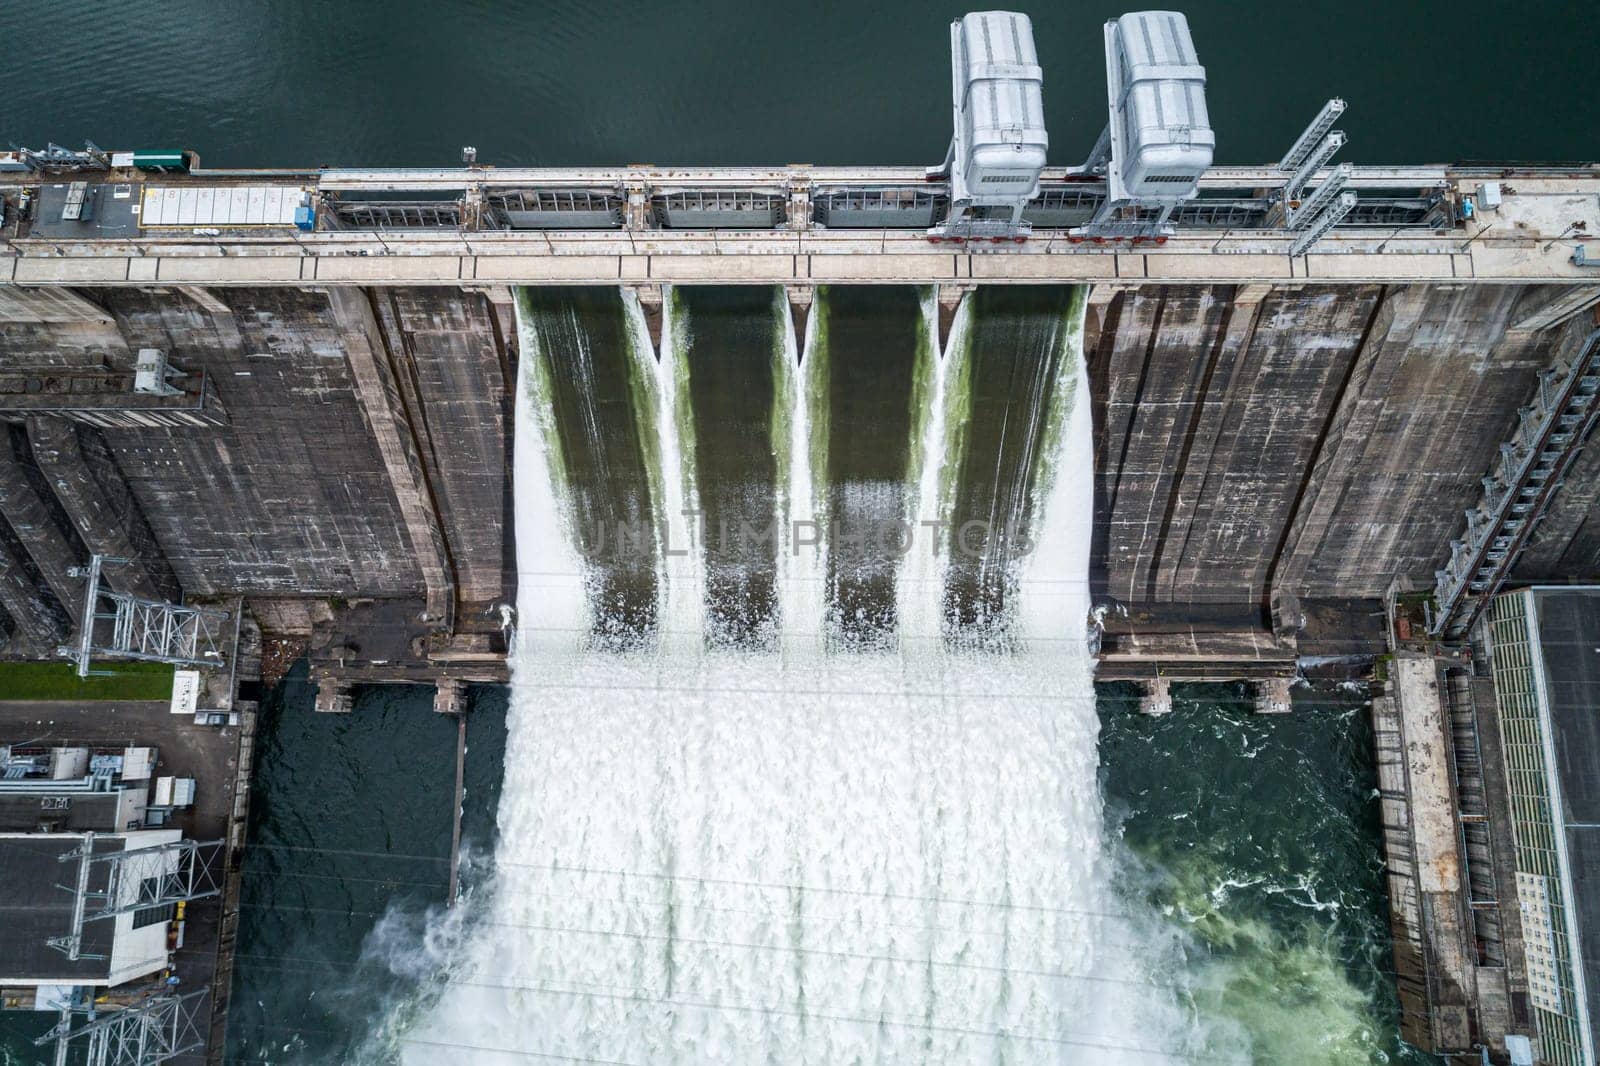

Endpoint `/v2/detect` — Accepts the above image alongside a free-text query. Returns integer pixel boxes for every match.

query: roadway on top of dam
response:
[2,165,1599,287]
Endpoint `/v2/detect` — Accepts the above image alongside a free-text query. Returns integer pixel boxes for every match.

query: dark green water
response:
[812,285,929,641]
[223,666,508,1066]
[3,674,1429,1065]
[1,1,1594,167]
[674,286,786,644]
[1100,682,1435,1065]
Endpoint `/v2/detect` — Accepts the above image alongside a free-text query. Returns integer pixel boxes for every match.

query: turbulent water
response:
[394,283,1222,1064]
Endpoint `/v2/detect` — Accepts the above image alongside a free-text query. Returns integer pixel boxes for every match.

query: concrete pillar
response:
[1137,676,1172,716]
[785,285,814,344]
[461,184,486,231]
[327,288,455,629]
[433,677,465,715]
[1508,283,1600,333]
[313,678,353,714]
[1233,283,1275,306]
[1253,676,1293,715]
[785,180,813,232]
[464,285,521,372]
[935,283,974,354]
[628,284,665,355]
[0,441,83,614]
[25,415,180,603]
[177,286,232,315]
[1270,587,1303,641]
[1083,283,1138,355]
[624,181,651,231]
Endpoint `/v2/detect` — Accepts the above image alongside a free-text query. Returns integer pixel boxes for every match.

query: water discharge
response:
[404,284,1220,1064]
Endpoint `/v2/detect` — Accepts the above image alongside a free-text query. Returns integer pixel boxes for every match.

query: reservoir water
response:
[2,1,1595,168]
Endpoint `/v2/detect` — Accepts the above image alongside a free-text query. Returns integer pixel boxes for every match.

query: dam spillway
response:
[2,1,1599,1058]
[2,160,1600,1065]
[401,283,1213,1064]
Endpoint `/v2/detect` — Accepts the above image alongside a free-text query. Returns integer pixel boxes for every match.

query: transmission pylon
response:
[59,554,229,678]
[36,991,208,1066]
[47,832,224,961]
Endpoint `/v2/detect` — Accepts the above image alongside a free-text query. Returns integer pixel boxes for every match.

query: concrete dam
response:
[5,10,1600,1063]
[2,248,1597,683]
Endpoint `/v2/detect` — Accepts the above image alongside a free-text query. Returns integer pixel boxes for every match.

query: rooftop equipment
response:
[133,350,183,397]
[1073,10,1214,241]
[926,11,1048,241]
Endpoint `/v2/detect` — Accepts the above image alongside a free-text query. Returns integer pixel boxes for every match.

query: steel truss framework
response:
[37,991,208,1066]
[48,833,225,961]
[60,555,229,678]
[1432,329,1600,638]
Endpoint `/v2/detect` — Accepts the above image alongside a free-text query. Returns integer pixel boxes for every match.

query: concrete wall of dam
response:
[0,279,1595,672]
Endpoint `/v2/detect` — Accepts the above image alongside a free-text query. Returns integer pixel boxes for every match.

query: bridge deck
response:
[2,167,1597,286]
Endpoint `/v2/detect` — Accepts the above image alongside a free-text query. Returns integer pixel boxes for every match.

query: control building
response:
[1488,587,1600,1066]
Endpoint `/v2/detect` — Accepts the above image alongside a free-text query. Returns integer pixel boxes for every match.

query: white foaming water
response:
[639,285,704,653]
[896,287,952,641]
[404,286,1203,1065]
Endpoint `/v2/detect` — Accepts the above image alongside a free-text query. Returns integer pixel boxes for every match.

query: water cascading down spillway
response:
[405,283,1205,1064]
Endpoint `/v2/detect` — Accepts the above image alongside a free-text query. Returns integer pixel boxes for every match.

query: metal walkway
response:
[1432,329,1600,639]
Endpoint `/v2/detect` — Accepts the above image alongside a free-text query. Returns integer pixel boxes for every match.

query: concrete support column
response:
[327,288,455,629]
[1253,676,1293,715]
[433,677,465,715]
[1266,284,1410,603]
[464,285,521,372]
[0,440,83,614]
[784,285,814,343]
[628,283,666,355]
[25,415,180,603]
[313,677,353,714]
[177,286,232,315]
[624,181,651,231]
[935,283,974,353]
[1508,283,1600,333]
[461,184,486,231]
[0,285,114,325]
[1083,282,1140,356]
[785,179,813,232]
[1137,676,1172,716]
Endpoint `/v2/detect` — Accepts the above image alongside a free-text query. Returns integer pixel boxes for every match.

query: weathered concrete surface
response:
[1088,281,1595,669]
[0,425,85,612]
[1092,284,1382,608]
[0,520,67,648]
[69,288,423,600]
[370,288,512,615]
[1276,285,1558,597]
[27,415,180,602]
[0,279,1595,666]
[327,288,454,626]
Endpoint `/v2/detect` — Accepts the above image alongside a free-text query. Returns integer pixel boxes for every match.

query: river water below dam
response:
[196,285,1431,1065]
[0,286,1432,1065]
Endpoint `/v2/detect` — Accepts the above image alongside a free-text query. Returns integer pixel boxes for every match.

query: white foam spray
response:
[402,284,1215,1065]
